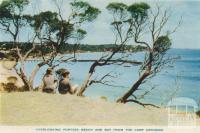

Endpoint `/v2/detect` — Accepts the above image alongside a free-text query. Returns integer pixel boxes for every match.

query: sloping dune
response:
[0,92,169,126]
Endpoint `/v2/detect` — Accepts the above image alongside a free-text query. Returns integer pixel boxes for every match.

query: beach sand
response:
[0,92,170,126]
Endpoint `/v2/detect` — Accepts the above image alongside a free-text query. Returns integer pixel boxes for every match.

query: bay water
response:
[24,49,200,106]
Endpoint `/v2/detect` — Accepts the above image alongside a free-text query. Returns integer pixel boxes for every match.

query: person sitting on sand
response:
[58,69,78,95]
[42,68,57,93]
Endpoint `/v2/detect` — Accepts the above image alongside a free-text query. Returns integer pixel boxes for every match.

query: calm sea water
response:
[24,49,200,106]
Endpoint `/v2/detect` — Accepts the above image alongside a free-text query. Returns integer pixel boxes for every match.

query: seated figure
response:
[43,68,57,93]
[58,69,78,95]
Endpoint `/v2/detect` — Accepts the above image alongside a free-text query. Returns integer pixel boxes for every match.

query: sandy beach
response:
[0,60,200,127]
[0,92,169,126]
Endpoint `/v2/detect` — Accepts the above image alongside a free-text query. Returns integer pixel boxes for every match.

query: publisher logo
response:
[167,97,197,127]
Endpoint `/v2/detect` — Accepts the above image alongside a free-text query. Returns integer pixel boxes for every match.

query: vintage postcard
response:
[0,0,200,132]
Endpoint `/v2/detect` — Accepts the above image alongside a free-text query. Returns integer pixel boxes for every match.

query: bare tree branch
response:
[125,99,160,108]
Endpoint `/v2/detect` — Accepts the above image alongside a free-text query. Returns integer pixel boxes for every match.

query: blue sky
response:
[0,0,200,49]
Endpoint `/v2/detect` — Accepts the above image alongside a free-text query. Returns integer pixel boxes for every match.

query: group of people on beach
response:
[42,68,78,95]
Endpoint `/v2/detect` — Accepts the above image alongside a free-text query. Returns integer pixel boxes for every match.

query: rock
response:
[0,52,6,59]
[0,61,24,92]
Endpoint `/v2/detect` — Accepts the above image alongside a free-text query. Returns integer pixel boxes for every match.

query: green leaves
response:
[75,28,87,40]
[128,2,150,12]
[77,29,87,35]
[128,2,150,23]
[70,1,89,9]
[106,2,129,34]
[70,1,101,22]
[106,2,150,28]
[106,2,128,12]
[0,0,100,54]
[0,0,30,24]
[0,1,11,18]
[111,21,122,25]
[32,11,59,31]
[84,6,101,22]
[0,0,29,15]
[106,2,150,22]
[56,21,74,40]
[32,11,74,41]
[154,36,171,53]
[0,0,30,40]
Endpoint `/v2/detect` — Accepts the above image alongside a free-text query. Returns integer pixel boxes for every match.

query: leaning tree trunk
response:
[117,52,153,103]
[20,68,32,91]
[77,73,93,96]
[77,62,97,96]
[116,71,150,103]
[29,61,48,89]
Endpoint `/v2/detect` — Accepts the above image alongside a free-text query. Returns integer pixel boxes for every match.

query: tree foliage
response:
[154,36,171,53]
[32,11,74,48]
[112,2,179,106]
[128,2,150,23]
[107,2,127,11]
[0,0,30,41]
[0,0,29,15]
[0,0,101,91]
[70,1,101,23]
[106,2,128,23]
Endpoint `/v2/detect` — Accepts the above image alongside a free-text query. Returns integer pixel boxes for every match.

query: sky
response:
[0,0,200,49]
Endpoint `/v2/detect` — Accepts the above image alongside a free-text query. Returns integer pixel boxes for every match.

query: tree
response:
[116,3,181,107]
[0,0,37,91]
[77,2,140,96]
[28,0,101,90]
[0,0,101,91]
[0,0,29,45]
